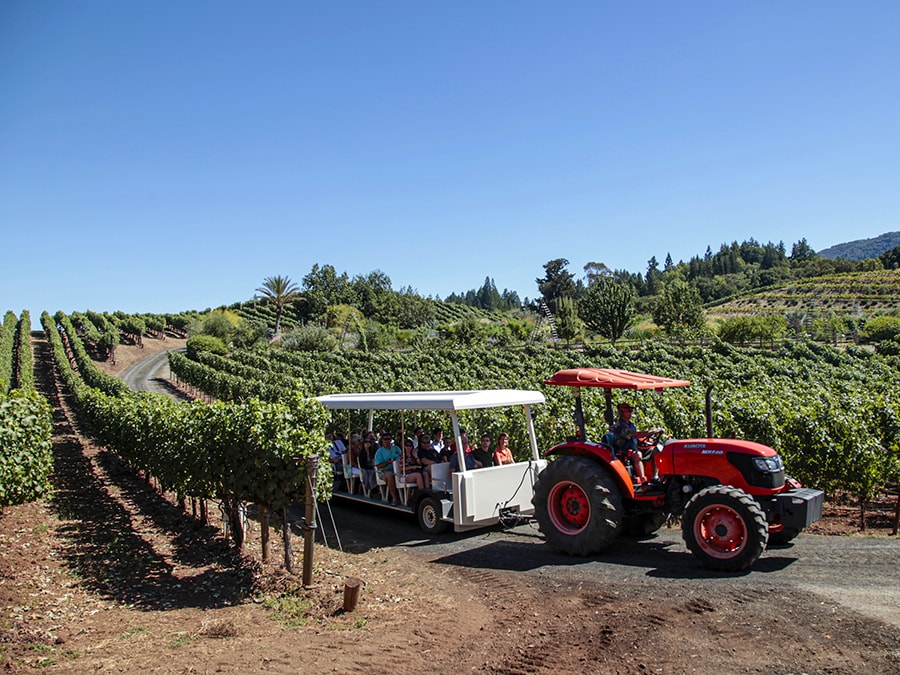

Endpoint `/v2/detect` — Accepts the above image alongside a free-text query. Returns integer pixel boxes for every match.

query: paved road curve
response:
[119,348,183,395]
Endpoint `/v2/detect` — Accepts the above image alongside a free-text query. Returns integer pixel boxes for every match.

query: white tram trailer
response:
[316,389,547,534]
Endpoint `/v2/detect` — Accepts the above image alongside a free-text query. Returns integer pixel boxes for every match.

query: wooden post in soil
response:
[299,455,319,584]
[260,505,270,562]
[890,482,899,536]
[282,506,294,573]
[342,578,361,612]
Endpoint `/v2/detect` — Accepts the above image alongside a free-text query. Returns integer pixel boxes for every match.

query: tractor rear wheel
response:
[682,485,768,572]
[533,455,623,556]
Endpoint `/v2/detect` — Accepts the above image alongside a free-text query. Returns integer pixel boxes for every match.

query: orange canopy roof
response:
[543,368,691,390]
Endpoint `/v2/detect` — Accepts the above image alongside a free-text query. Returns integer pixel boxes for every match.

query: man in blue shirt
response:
[373,433,402,504]
[610,402,650,483]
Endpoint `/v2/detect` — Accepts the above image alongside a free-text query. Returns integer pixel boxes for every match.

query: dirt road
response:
[324,498,900,628]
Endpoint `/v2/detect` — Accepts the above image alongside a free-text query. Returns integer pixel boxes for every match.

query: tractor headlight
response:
[753,455,784,472]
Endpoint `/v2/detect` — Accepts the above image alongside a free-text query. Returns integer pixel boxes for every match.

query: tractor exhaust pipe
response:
[705,385,714,438]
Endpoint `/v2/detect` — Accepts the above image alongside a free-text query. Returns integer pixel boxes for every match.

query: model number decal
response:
[700,449,724,455]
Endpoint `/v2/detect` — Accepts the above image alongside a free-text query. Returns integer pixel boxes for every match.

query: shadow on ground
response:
[33,335,254,612]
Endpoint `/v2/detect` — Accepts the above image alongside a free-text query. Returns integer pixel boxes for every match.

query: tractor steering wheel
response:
[637,428,666,457]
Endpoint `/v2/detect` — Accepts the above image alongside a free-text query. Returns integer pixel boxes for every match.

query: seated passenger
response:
[493,432,514,465]
[349,433,378,493]
[431,428,448,459]
[473,434,495,468]
[373,433,402,504]
[326,431,346,490]
[417,434,444,486]
[448,430,481,471]
[400,438,427,490]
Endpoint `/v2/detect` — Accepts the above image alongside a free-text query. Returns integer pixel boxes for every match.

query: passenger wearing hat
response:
[610,401,650,483]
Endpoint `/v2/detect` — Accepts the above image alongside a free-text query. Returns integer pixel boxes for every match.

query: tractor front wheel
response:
[533,455,623,556]
[682,485,768,572]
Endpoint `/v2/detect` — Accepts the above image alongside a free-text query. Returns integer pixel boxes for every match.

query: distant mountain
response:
[818,231,900,260]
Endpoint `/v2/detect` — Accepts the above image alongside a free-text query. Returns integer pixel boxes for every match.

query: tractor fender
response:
[544,441,635,498]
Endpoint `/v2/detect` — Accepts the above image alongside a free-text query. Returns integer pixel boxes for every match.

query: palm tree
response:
[256,275,300,336]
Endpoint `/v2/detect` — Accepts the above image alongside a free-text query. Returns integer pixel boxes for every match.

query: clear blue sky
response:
[2,2,899,323]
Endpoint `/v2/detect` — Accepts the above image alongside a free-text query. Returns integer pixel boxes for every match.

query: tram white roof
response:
[315,389,545,412]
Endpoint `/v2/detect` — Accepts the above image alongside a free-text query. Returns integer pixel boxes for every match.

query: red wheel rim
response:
[693,503,747,559]
[547,481,590,534]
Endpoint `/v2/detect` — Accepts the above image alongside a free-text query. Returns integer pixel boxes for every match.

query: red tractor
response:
[532,368,824,571]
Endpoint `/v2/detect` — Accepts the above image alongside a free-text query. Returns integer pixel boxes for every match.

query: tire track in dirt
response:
[463,571,621,674]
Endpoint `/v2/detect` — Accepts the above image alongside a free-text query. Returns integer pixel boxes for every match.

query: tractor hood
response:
[660,438,786,491]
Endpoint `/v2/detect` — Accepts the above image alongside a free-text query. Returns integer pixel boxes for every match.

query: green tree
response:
[476,277,502,310]
[351,270,393,318]
[645,256,663,295]
[582,261,612,285]
[393,289,436,328]
[651,279,704,335]
[750,314,788,347]
[536,258,576,314]
[717,316,753,346]
[812,313,847,346]
[302,265,353,320]
[554,296,582,346]
[579,277,636,347]
[256,275,301,336]
[879,246,900,270]
[790,238,817,264]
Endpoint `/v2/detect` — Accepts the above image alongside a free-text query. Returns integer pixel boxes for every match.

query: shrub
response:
[861,315,900,344]
[201,311,237,340]
[876,339,900,356]
[281,324,336,352]
[186,334,228,359]
[231,319,268,349]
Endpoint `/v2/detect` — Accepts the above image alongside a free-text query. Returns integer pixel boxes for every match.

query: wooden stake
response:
[342,578,361,612]
[260,505,270,562]
[283,506,294,574]
[301,455,319,584]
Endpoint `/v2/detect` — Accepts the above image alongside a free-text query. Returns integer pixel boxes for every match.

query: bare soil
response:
[2,336,899,673]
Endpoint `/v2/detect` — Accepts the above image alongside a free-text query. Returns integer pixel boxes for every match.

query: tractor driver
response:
[609,401,655,483]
